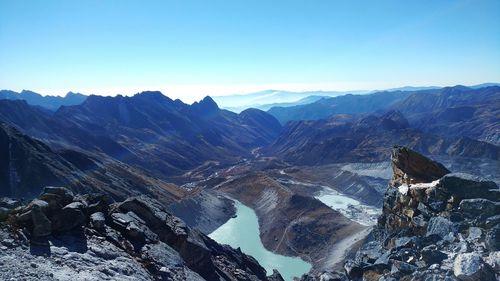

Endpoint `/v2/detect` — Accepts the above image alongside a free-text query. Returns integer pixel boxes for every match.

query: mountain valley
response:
[0,85,499,280]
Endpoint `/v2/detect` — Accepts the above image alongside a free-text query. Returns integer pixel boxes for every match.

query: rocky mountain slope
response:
[0,122,188,205]
[0,90,87,111]
[266,110,500,165]
[0,188,284,280]
[302,146,499,280]
[0,92,282,179]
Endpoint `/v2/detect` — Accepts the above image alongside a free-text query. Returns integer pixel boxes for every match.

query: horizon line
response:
[1,81,498,103]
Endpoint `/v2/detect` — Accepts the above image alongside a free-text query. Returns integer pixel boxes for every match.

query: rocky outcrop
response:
[301,146,499,280]
[390,145,450,186]
[0,187,284,281]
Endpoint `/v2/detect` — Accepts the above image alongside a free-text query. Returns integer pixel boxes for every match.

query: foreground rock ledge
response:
[0,188,284,281]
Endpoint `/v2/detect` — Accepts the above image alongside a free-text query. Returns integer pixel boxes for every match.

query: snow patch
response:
[398,180,440,194]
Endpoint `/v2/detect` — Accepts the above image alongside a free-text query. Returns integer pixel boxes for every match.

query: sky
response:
[0,0,499,103]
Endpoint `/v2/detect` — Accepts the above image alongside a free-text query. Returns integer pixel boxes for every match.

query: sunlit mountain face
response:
[1,1,499,280]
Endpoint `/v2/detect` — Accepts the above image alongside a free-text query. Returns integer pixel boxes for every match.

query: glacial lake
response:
[209,201,312,281]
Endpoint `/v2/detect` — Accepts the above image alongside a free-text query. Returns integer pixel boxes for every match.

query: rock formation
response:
[302,146,499,280]
[0,187,284,281]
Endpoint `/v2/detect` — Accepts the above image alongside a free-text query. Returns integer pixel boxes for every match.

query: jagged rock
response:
[391,260,417,274]
[390,146,450,186]
[453,253,495,281]
[89,212,105,231]
[427,217,455,239]
[356,241,384,263]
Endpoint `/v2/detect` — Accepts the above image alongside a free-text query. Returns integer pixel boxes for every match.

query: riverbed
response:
[209,201,312,281]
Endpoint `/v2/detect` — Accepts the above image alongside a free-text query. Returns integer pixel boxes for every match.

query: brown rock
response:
[390,146,450,186]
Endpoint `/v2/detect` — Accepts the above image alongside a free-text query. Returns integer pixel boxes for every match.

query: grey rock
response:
[39,186,74,210]
[394,236,415,248]
[0,198,22,209]
[89,212,105,231]
[427,217,455,239]
[484,214,500,228]
[485,251,499,271]
[467,227,482,241]
[51,202,86,232]
[440,173,497,194]
[30,202,51,237]
[418,202,435,218]
[459,199,499,218]
[485,224,500,251]
[453,253,495,281]
[391,260,417,274]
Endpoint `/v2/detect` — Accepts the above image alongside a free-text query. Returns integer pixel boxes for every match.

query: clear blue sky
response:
[1,0,499,101]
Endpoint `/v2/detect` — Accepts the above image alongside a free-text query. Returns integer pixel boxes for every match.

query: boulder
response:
[453,253,495,281]
[89,212,106,231]
[30,201,51,237]
[459,199,499,218]
[51,202,86,232]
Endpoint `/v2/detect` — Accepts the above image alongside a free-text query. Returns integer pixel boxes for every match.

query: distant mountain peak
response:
[191,96,219,115]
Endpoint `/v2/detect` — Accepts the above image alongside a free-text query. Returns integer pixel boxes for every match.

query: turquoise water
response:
[209,201,312,281]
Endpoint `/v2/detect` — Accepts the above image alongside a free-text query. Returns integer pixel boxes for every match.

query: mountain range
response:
[0,84,499,280]
[0,90,87,111]
[0,92,281,181]
[267,85,500,129]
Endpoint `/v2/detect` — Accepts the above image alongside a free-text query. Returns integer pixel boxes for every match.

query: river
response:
[209,201,312,281]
